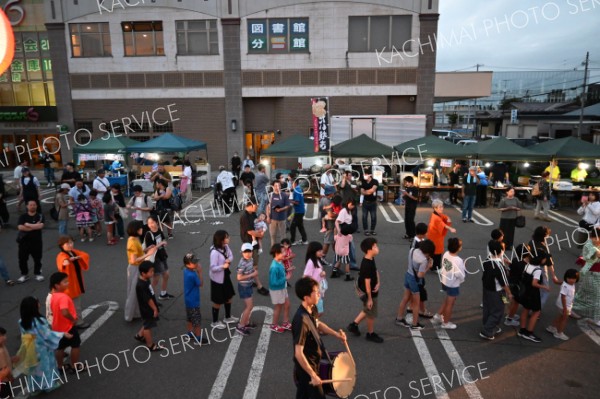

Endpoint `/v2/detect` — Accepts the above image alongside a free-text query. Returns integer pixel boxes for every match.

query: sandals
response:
[147,343,165,352]
[134,334,145,343]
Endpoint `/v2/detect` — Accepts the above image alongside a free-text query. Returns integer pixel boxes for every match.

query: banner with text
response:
[311,97,329,152]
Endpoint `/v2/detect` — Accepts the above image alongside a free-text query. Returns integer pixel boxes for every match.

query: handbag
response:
[141,231,157,263]
[118,206,129,219]
[515,211,526,228]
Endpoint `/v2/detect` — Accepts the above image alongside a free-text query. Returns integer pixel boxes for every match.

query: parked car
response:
[432,129,465,142]
[456,140,478,146]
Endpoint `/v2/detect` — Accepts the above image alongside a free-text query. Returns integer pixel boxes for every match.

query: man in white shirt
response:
[320,165,337,196]
[127,185,153,222]
[217,166,238,213]
[92,169,111,195]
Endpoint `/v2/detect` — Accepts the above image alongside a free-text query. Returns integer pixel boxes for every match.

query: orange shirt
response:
[51,292,76,332]
[427,212,451,255]
[55,249,90,299]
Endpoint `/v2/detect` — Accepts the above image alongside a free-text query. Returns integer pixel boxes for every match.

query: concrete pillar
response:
[416,13,439,135]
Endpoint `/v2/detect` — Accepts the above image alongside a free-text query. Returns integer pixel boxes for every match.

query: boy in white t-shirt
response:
[546,269,579,341]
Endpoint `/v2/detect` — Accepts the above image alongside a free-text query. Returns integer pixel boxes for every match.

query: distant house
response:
[475,102,600,142]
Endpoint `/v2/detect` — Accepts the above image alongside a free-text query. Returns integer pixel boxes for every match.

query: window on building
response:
[0,31,55,106]
[122,21,164,56]
[75,121,94,133]
[153,122,173,133]
[176,20,219,55]
[130,122,150,133]
[348,15,412,52]
[70,23,112,57]
[247,18,309,53]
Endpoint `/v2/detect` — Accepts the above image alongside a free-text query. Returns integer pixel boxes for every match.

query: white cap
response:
[241,243,254,252]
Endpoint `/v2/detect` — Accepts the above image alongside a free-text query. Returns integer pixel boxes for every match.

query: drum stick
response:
[311,378,353,385]
[340,329,356,367]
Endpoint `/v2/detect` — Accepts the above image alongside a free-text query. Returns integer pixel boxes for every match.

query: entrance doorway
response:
[245,131,275,163]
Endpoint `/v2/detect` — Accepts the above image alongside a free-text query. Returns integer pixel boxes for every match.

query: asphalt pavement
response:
[0,187,599,399]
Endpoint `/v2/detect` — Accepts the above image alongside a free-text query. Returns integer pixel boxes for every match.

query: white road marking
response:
[5,188,55,206]
[79,301,119,344]
[209,306,274,399]
[547,210,579,227]
[450,205,494,226]
[434,326,484,399]
[578,319,600,347]
[380,204,403,224]
[408,328,450,399]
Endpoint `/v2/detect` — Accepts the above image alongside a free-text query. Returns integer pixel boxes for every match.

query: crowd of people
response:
[1,155,600,399]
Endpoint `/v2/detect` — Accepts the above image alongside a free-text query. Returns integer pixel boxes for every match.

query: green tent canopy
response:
[529,136,600,159]
[332,134,395,158]
[72,135,141,154]
[125,132,207,152]
[394,135,472,159]
[262,135,327,157]
[468,137,548,161]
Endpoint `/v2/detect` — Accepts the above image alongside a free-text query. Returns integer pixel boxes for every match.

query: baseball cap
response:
[183,252,199,264]
[241,243,253,252]
[60,183,71,190]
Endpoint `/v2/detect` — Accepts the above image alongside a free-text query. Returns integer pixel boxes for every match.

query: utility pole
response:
[472,63,483,138]
[577,51,589,138]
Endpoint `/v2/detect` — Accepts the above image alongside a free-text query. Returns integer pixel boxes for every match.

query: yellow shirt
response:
[544,165,560,181]
[127,237,144,266]
[571,168,587,182]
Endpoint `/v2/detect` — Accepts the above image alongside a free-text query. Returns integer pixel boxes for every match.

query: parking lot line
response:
[79,301,119,345]
[577,319,600,347]
[409,327,451,399]
[380,203,404,223]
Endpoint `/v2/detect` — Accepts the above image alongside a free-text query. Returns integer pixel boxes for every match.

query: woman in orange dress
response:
[427,199,456,272]
[55,235,91,328]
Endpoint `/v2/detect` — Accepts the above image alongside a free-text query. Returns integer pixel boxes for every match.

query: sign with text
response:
[0,106,57,122]
[312,98,329,152]
[248,18,309,54]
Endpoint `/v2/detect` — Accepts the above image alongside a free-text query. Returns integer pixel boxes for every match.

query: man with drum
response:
[293,276,348,399]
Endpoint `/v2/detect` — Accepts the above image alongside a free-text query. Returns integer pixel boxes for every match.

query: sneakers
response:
[366,332,384,343]
[187,332,209,345]
[302,241,309,245]
[236,326,251,336]
[410,323,424,331]
[270,324,285,333]
[495,327,502,335]
[395,318,410,328]
[258,248,263,254]
[5,280,15,286]
[432,314,444,325]
[245,322,258,330]
[479,332,494,340]
[320,227,327,233]
[347,322,361,336]
[364,231,371,236]
[370,231,377,236]
[504,317,520,327]
[211,321,227,330]
[88,237,94,242]
[518,329,542,343]
[553,332,569,341]
[224,316,239,324]
[441,322,457,330]
[257,287,269,296]
[546,325,558,334]
[344,274,354,281]
[34,275,44,282]
[291,240,303,246]
[159,293,175,300]
[569,311,582,320]
[330,269,340,278]
[281,322,292,331]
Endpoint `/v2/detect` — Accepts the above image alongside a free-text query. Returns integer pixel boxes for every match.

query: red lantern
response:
[0,9,15,75]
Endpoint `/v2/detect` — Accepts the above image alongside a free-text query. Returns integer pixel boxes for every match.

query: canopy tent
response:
[529,136,600,159]
[331,134,395,158]
[394,135,472,159]
[262,135,327,157]
[72,135,141,154]
[125,132,208,153]
[468,137,548,161]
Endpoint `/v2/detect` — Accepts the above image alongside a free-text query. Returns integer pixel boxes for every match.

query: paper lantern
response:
[0,10,15,75]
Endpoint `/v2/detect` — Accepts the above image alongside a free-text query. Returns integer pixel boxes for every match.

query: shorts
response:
[404,272,421,294]
[153,258,169,275]
[270,288,288,305]
[238,283,253,299]
[316,298,324,313]
[442,284,460,297]
[57,327,81,350]
[143,318,157,330]
[335,254,350,264]
[186,307,202,327]
[556,304,572,316]
[362,296,378,318]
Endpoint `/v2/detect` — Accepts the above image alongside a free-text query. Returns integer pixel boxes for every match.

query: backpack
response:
[50,206,59,221]
[531,182,540,197]
[169,189,183,211]
[517,265,541,301]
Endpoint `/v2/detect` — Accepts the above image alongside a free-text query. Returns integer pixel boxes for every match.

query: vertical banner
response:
[311,97,329,152]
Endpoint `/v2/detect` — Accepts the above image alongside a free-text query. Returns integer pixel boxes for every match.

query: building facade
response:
[41,0,439,169]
